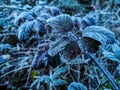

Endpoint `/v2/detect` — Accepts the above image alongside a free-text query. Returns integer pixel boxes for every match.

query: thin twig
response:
[0,65,31,79]
[0,33,16,37]
[0,5,29,11]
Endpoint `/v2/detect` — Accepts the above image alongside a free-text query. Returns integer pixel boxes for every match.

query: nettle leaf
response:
[46,14,74,33]
[48,36,71,56]
[79,26,115,53]
[53,79,67,86]
[17,18,46,42]
[53,66,68,79]
[17,21,34,42]
[82,26,115,44]
[68,82,87,90]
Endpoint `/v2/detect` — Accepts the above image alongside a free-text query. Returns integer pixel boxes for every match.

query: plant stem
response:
[87,53,120,90]
[49,70,52,90]
[69,31,120,90]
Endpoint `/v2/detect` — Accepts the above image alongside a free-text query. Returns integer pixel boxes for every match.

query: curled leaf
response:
[82,26,115,44]
[79,26,115,53]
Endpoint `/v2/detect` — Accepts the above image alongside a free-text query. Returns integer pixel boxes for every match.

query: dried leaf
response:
[60,41,81,60]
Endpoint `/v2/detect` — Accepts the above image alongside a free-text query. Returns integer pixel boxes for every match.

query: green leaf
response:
[53,66,68,79]
[53,79,67,86]
[31,70,37,79]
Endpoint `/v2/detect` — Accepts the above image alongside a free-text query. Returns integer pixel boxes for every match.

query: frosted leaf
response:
[78,26,115,53]
[14,12,34,25]
[31,6,42,17]
[82,26,115,45]
[68,82,87,90]
[53,79,67,86]
[81,16,96,29]
[32,42,60,69]
[17,21,34,42]
[60,41,81,60]
[46,14,74,33]
[32,18,46,36]
[50,6,60,16]
[48,36,71,56]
